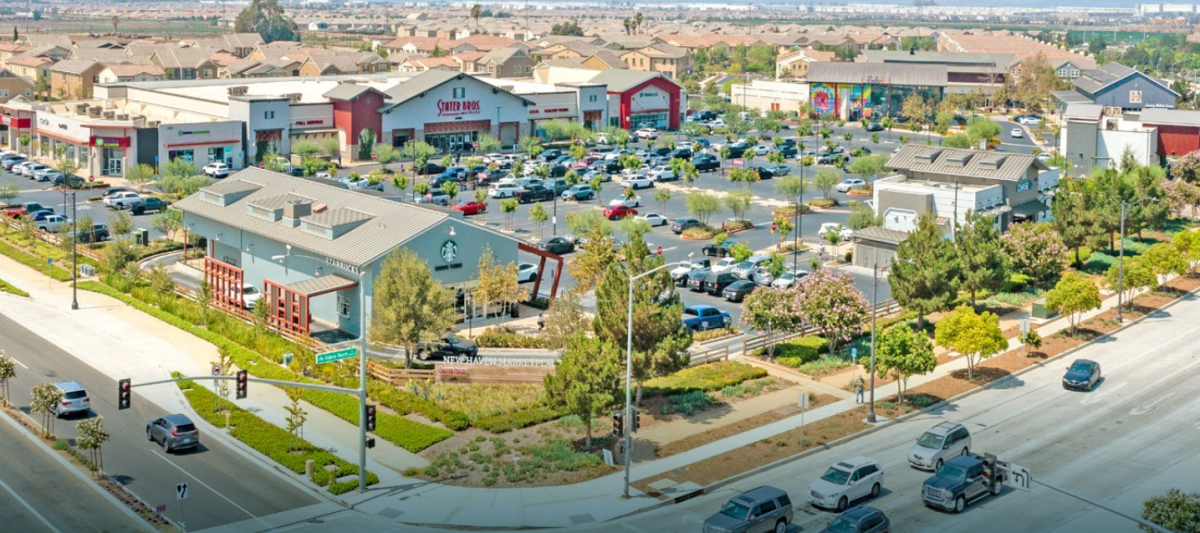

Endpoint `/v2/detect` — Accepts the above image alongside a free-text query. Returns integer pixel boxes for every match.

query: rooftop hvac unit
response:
[116,114,129,120]
[88,106,102,117]
[285,93,302,103]
[74,103,89,114]
[227,86,249,96]
[103,111,115,119]
[147,120,161,127]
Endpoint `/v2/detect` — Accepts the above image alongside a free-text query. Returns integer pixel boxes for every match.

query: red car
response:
[452,200,487,216]
[604,205,638,220]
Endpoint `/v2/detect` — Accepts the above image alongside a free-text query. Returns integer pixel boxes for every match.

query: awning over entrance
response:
[288,274,358,297]
[1010,199,1047,221]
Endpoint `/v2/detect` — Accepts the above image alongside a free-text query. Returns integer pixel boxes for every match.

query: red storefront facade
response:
[328,87,385,161]
[613,76,683,131]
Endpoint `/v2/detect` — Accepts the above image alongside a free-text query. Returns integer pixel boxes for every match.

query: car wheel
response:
[935,459,943,471]
[416,349,427,361]
[961,447,969,456]
[871,483,881,499]
[162,438,171,453]
[990,480,1001,496]
[774,519,787,533]
[837,496,848,512]
[146,428,154,442]
[954,495,965,513]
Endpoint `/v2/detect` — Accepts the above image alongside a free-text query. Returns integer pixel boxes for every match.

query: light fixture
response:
[245,243,253,252]
[448,225,456,236]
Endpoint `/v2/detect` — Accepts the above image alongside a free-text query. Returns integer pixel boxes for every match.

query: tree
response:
[941,133,972,149]
[30,382,63,438]
[1104,256,1154,311]
[517,135,543,158]
[723,189,752,221]
[686,192,720,226]
[477,133,501,153]
[234,0,298,43]
[813,168,840,200]
[110,210,133,242]
[373,144,401,173]
[284,387,307,452]
[651,188,672,218]
[966,117,1000,146]
[1085,168,1126,251]
[1045,272,1100,335]
[292,140,319,157]
[569,225,618,293]
[847,201,881,230]
[934,306,1007,381]
[775,175,808,210]
[543,292,587,350]
[1052,177,1098,266]
[848,154,888,184]
[470,3,482,28]
[544,335,622,450]
[369,248,456,368]
[1142,242,1188,287]
[1171,150,1200,183]
[321,138,341,159]
[475,248,525,324]
[0,183,17,206]
[741,286,801,357]
[901,94,931,125]
[875,324,936,403]
[566,209,609,239]
[0,350,15,406]
[400,140,437,173]
[498,198,518,231]
[794,269,869,355]
[955,211,1008,306]
[358,129,376,161]
[152,209,183,242]
[76,417,110,477]
[890,212,959,327]
[1002,222,1067,284]
[1140,488,1200,533]
[1175,230,1200,273]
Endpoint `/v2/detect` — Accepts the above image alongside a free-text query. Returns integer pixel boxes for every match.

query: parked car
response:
[771,270,809,289]
[836,178,866,193]
[819,223,854,241]
[818,506,890,533]
[670,148,692,159]
[750,267,776,286]
[488,182,524,199]
[544,178,571,194]
[648,167,678,182]
[731,255,770,279]
[765,164,790,176]
[753,145,771,157]
[29,209,55,222]
[693,155,721,172]
[21,163,49,177]
[908,421,971,471]
[703,240,737,257]
[452,199,488,216]
[921,453,1004,513]
[417,333,479,360]
[420,189,451,206]
[670,259,710,285]
[562,184,596,201]
[52,381,90,418]
[680,305,732,331]
[32,167,59,182]
[672,217,701,234]
[538,236,575,255]
[101,187,133,198]
[635,127,659,140]
[865,122,885,132]
[622,174,654,190]
[53,174,86,189]
[1,156,27,170]
[36,214,72,233]
[342,177,385,191]
[146,414,200,453]
[608,196,641,209]
[685,268,711,292]
[203,162,231,178]
[418,162,447,175]
[722,279,757,302]
[778,146,798,158]
[702,270,740,295]
[1010,128,1024,139]
[750,166,775,180]
[132,197,170,215]
[711,257,738,274]
[517,262,539,283]
[704,485,794,533]
[809,457,884,511]
[636,212,668,227]
[75,223,109,243]
[104,191,144,210]
[1062,359,1102,391]
[3,201,47,218]
[517,184,555,204]
[604,205,638,220]
[237,284,263,310]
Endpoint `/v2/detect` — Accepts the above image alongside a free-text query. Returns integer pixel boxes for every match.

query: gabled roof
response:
[587,69,681,93]
[152,47,217,69]
[0,68,33,86]
[1073,63,1178,98]
[322,82,388,101]
[101,63,165,78]
[381,71,534,111]
[807,62,947,87]
[1062,103,1105,121]
[49,59,102,75]
[478,47,528,65]
[886,145,1045,182]
[859,50,1011,75]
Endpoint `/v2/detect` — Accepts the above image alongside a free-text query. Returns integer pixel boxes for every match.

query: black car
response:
[540,149,563,161]
[1062,359,1102,391]
[722,279,757,302]
[670,148,693,159]
[671,217,702,234]
[727,144,748,158]
[539,236,576,255]
[479,168,509,184]
[651,147,672,157]
[819,506,890,533]
[685,268,711,292]
[865,122,885,132]
[53,174,85,189]
[779,138,797,147]
[694,110,717,121]
[518,184,555,203]
[419,162,447,175]
[702,241,737,257]
[549,164,568,178]
[750,166,775,180]
[75,223,109,243]
[693,155,721,172]
[702,271,739,295]
[417,334,479,360]
[778,145,798,158]
[102,187,134,198]
[133,197,169,215]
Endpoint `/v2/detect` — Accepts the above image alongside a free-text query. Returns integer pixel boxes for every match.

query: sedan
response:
[147,414,200,454]
[538,236,575,255]
[562,185,596,201]
[818,506,890,533]
[452,199,487,216]
[766,164,790,176]
[1010,128,1025,139]
[672,218,702,234]
[32,167,59,182]
[1062,359,1102,391]
[608,196,641,209]
[836,178,866,192]
[604,205,638,220]
[702,241,736,257]
[753,145,771,156]
[517,262,539,283]
[722,279,757,302]
[636,213,669,227]
[772,270,809,289]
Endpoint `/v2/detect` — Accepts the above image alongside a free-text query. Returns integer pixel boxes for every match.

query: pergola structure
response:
[520,243,564,300]
[263,275,359,335]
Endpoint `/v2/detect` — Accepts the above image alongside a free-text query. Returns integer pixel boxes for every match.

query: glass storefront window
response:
[169,149,195,163]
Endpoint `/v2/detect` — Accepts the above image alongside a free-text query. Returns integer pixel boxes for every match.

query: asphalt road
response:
[574,293,1200,533]
[0,412,148,533]
[0,311,321,531]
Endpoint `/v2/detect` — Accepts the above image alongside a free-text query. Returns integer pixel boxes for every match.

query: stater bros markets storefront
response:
[380,72,533,154]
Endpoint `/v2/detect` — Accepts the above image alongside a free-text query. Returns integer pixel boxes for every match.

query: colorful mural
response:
[811,83,836,115]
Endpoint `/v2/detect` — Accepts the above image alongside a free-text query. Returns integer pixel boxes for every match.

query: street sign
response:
[175,482,189,500]
[211,364,221,376]
[1007,462,1031,492]
[316,347,357,365]
[798,393,809,410]
[282,352,293,367]
[852,347,858,358]
[1020,318,1030,335]
[156,504,166,513]
[731,158,745,167]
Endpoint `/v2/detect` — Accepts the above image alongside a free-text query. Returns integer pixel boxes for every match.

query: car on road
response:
[749,166,775,180]
[636,212,669,227]
[771,270,808,289]
[703,240,737,257]
[603,205,638,220]
[809,457,884,511]
[517,184,555,204]
[753,145,771,156]
[680,304,732,331]
[104,191,144,210]
[765,164,790,176]
[517,262,539,283]
[1010,128,1024,138]
[538,236,575,255]
[53,174,86,189]
[1015,115,1042,126]
[635,127,660,140]
[342,177,385,191]
[836,178,866,193]
[417,333,479,360]
[819,222,854,241]
[36,214,72,233]
[562,184,596,201]
[1062,359,1102,391]
[622,174,654,190]
[418,162,447,175]
[701,270,740,295]
[452,199,488,216]
[52,381,90,418]
[818,506,890,533]
[672,217,701,234]
[704,485,793,533]
[722,279,757,302]
[865,122,885,132]
[909,421,971,471]
[147,414,200,453]
[2,155,27,170]
[203,162,231,178]
[922,453,1004,513]
[608,196,641,209]
[488,182,524,199]
[132,196,169,215]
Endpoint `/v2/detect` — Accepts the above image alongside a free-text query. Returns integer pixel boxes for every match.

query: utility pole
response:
[71,192,77,310]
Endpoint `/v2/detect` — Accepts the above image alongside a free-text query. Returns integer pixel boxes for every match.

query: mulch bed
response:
[651,392,838,458]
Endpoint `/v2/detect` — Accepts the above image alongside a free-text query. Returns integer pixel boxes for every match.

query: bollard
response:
[306,459,314,478]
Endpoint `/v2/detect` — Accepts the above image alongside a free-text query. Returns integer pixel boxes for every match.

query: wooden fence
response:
[742,299,902,356]
[368,361,551,385]
[368,361,437,384]
[689,344,731,366]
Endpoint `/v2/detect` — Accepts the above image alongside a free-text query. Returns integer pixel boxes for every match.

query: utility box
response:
[80,264,96,277]
[1031,299,1058,320]
[134,228,149,246]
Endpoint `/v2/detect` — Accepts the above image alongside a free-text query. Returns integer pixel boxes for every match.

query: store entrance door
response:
[104,148,123,176]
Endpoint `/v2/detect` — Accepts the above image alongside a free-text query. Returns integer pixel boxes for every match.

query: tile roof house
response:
[97,63,167,83]
[397,56,460,72]
[48,59,105,99]
[298,52,389,76]
[476,47,534,78]
[218,58,300,79]
[187,33,266,58]
[775,47,834,79]
[0,68,33,102]
[151,47,219,80]
[619,42,691,79]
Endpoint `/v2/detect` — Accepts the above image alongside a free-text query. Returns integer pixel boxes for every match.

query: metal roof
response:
[860,50,1012,75]
[1052,90,1093,105]
[886,145,1044,182]
[248,193,313,211]
[287,274,358,297]
[1062,103,1105,121]
[175,168,450,268]
[1139,107,1200,128]
[587,69,682,93]
[854,226,909,245]
[806,61,948,87]
[381,70,533,111]
[1072,63,1178,98]
[322,82,383,101]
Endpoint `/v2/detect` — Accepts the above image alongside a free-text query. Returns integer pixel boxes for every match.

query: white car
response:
[731,255,770,279]
[635,128,659,140]
[753,145,771,156]
[835,178,866,193]
[771,269,809,289]
[809,456,885,511]
[104,191,144,210]
[20,163,49,177]
[36,214,71,233]
[203,162,231,178]
[238,284,262,310]
[608,196,641,209]
[32,167,59,182]
[1036,152,1052,162]
[648,167,677,182]
[908,421,972,471]
[622,175,654,190]
[517,262,539,283]
[709,118,726,128]
[595,132,609,144]
[819,222,854,241]
[1018,116,1041,126]
[483,153,506,163]
[488,182,524,198]
[711,257,737,274]
[636,213,669,226]
[1010,128,1024,139]
[11,160,37,175]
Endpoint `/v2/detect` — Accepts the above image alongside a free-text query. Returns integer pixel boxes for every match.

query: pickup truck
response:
[921,453,1006,513]
[517,184,555,204]
[104,192,144,210]
[3,202,47,218]
[670,259,711,286]
[680,305,732,331]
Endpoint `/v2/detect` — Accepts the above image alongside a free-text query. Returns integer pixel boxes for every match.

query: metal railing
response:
[742,299,901,357]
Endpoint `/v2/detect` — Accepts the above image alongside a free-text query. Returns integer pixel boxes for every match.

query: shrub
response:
[474,405,563,433]
[909,395,937,408]
[792,355,854,376]
[720,379,771,398]
[808,198,838,208]
[693,326,739,343]
[644,361,767,396]
[661,391,714,416]
[760,336,828,362]
[476,326,553,349]
[681,226,718,239]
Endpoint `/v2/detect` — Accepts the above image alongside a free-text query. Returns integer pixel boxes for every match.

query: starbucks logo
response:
[440,240,458,263]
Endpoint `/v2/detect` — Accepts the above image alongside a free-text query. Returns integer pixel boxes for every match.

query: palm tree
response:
[470,4,482,30]
[634,12,643,34]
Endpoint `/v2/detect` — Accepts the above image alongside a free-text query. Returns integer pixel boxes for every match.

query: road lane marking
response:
[0,473,65,533]
[151,450,267,526]
[7,355,28,369]
[1079,382,1127,406]
[622,522,650,533]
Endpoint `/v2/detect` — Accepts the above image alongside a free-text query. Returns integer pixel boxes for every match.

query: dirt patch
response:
[635,377,791,432]
[633,407,870,498]
[652,392,838,458]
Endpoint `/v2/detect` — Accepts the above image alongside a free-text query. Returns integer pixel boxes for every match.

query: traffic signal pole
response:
[126,376,358,400]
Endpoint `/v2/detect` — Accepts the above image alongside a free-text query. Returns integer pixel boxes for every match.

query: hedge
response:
[476,326,553,349]
[0,277,28,297]
[757,335,827,362]
[643,361,767,396]
[473,405,563,433]
[175,377,379,493]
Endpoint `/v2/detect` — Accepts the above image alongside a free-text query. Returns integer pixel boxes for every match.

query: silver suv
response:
[704,485,794,533]
[908,421,971,471]
[147,414,200,453]
[52,381,90,418]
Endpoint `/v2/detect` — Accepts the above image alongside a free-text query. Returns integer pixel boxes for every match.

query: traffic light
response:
[612,410,624,438]
[632,407,641,433]
[365,404,377,432]
[235,370,248,399]
[118,378,131,410]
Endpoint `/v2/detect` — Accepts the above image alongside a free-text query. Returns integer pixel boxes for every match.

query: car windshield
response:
[825,516,861,533]
[937,463,967,482]
[719,501,751,520]
[1069,361,1093,373]
[243,287,258,295]
[821,467,852,485]
[445,334,461,344]
[779,273,794,281]
[916,432,945,449]
[736,261,753,270]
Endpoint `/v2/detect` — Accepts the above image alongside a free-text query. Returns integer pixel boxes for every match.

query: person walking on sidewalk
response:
[537,313,545,330]
[854,376,865,404]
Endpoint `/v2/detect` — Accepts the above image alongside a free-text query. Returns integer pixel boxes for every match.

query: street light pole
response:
[868,259,880,423]
[1117,200,1128,323]
[70,192,78,310]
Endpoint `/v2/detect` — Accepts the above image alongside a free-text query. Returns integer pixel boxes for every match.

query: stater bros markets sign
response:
[437,99,481,117]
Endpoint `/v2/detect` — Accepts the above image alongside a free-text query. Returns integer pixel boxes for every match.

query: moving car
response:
[1010,128,1024,139]
[818,506,890,533]
[865,122,885,132]
[147,414,200,453]
[132,197,169,215]
[921,453,1004,513]
[908,421,971,471]
[52,381,90,418]
[636,212,668,227]
[722,279,757,302]
[561,184,596,201]
[203,162,231,178]
[703,485,793,533]
[452,199,487,216]
[702,240,737,257]
[418,333,479,360]
[635,127,660,140]
[749,166,775,180]
[603,205,638,220]
[36,214,71,233]
[680,305,732,331]
[809,457,884,511]
[538,236,575,255]
[836,178,866,193]
[1062,359,1101,391]
[104,191,144,210]
[517,262,539,283]
[672,217,701,234]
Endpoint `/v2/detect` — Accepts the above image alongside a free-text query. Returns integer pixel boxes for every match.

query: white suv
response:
[909,421,972,471]
[52,381,91,418]
[104,191,144,210]
[203,162,231,178]
[488,182,524,198]
[809,456,884,511]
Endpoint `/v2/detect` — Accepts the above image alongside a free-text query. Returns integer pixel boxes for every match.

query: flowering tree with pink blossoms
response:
[740,286,802,357]
[794,269,870,356]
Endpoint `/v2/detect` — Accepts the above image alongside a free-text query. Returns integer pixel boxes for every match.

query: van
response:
[908,421,972,471]
[704,485,793,533]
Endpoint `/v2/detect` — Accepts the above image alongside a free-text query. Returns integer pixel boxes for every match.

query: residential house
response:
[0,44,31,64]
[5,56,55,93]
[218,58,301,79]
[477,48,534,78]
[246,42,311,62]
[48,59,105,99]
[0,68,33,102]
[452,51,486,73]
[619,42,690,79]
[151,47,220,80]
[186,33,265,58]
[531,41,611,62]
[775,47,835,79]
[397,56,459,72]
[17,34,73,48]
[97,63,167,83]
[297,52,389,76]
